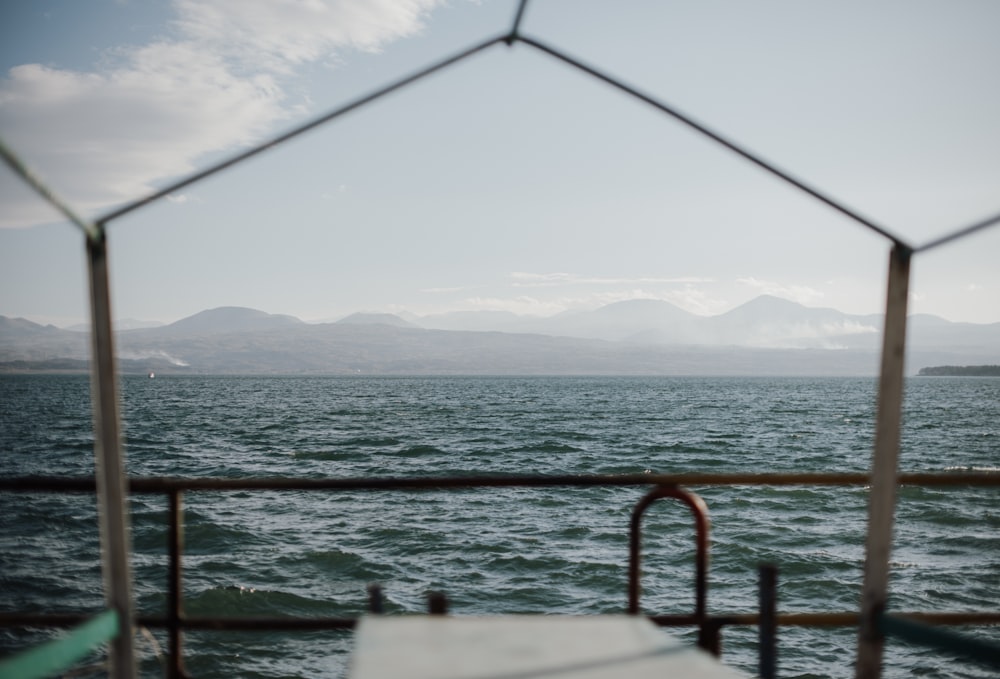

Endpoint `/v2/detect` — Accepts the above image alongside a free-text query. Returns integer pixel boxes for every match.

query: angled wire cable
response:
[915,210,1000,253]
[44,6,986,257]
[507,0,532,45]
[0,137,102,243]
[513,34,911,249]
[97,34,508,227]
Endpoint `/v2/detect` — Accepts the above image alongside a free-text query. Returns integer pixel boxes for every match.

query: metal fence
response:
[1,0,999,677]
[2,471,998,678]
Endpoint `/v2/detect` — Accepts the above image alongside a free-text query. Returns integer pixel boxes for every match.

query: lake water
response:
[1,374,997,678]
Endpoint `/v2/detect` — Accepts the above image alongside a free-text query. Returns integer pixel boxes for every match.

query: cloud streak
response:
[511,272,714,287]
[0,0,445,228]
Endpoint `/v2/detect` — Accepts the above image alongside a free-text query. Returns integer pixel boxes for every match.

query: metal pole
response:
[855,245,911,678]
[86,230,137,678]
[759,563,778,679]
[168,490,186,679]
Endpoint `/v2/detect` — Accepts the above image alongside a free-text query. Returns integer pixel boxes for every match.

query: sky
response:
[1,0,999,328]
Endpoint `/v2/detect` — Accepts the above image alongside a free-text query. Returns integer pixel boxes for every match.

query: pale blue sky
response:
[2,0,998,327]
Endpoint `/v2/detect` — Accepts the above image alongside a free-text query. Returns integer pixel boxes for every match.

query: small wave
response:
[290,548,391,581]
[185,585,340,617]
[341,436,403,448]
[397,444,447,457]
[508,441,583,454]
[180,516,269,555]
[290,449,364,461]
[487,553,570,576]
[257,421,296,432]
[646,442,716,455]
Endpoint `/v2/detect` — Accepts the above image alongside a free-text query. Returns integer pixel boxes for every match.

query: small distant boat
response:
[148,371,155,379]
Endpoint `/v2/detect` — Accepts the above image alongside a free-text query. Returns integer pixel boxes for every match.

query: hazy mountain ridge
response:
[414,295,995,352]
[145,306,305,337]
[336,312,421,329]
[1,298,997,376]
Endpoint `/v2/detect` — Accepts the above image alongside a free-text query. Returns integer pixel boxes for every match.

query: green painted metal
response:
[0,609,119,679]
[879,613,1000,669]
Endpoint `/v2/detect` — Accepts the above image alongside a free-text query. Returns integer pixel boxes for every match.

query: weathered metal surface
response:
[856,246,912,679]
[627,486,711,653]
[168,490,187,679]
[85,233,137,679]
[758,564,778,679]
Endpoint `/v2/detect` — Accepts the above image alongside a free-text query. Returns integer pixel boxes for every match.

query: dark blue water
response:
[1,375,997,678]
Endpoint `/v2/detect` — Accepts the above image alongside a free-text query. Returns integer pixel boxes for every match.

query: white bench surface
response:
[348,615,752,678]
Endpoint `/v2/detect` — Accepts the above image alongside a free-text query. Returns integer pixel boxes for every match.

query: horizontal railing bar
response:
[147,616,358,631]
[669,611,1000,628]
[879,612,1000,668]
[4,611,997,631]
[0,613,356,632]
[702,613,862,628]
[3,471,999,493]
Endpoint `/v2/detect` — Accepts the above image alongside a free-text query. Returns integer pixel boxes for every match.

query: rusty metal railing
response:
[3,471,999,678]
[2,2,1000,677]
[628,485,711,646]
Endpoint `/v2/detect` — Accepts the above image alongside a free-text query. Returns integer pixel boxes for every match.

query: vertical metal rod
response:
[86,231,136,678]
[759,563,778,679]
[427,591,448,615]
[855,245,911,679]
[168,490,185,679]
[367,583,384,614]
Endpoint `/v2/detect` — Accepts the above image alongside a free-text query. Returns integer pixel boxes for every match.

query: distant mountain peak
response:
[731,295,808,311]
[751,293,800,304]
[720,295,841,321]
[335,312,419,328]
[163,307,305,335]
[0,316,61,335]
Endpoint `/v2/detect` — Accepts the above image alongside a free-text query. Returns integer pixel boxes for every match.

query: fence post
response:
[86,229,137,678]
[855,245,911,679]
[168,490,186,678]
[759,563,778,679]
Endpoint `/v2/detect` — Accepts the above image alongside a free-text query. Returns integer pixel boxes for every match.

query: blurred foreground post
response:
[855,245,911,679]
[87,229,137,678]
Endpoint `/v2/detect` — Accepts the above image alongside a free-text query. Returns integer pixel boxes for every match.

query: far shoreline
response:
[917,365,1000,377]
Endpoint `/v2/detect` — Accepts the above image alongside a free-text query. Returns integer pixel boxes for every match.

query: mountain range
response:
[1,296,997,376]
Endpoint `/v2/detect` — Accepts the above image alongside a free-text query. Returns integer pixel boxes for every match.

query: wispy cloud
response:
[511,272,714,287]
[173,0,441,73]
[0,0,445,228]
